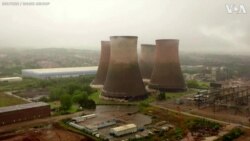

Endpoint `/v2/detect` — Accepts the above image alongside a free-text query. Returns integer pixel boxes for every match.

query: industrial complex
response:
[22,66,97,79]
[0,102,50,126]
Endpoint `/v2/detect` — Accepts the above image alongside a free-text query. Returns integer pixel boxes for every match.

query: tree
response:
[72,91,88,104]
[81,99,96,109]
[49,87,66,101]
[60,94,72,111]
[157,92,166,101]
[65,83,82,95]
[187,80,200,89]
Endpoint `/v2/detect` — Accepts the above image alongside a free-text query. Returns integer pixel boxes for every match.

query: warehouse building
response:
[0,77,22,82]
[0,102,50,126]
[22,66,97,79]
[110,124,137,137]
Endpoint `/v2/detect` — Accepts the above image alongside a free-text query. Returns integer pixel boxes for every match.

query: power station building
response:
[139,44,155,81]
[22,66,97,79]
[0,102,50,126]
[91,41,110,88]
[149,39,186,91]
[102,36,147,100]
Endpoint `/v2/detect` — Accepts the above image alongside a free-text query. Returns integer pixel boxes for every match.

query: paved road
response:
[150,103,250,130]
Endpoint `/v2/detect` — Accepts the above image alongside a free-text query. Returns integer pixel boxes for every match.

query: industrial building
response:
[139,44,155,80]
[72,114,97,123]
[149,39,186,92]
[22,66,97,79]
[0,77,22,82]
[102,36,147,100]
[110,124,137,137]
[0,102,50,126]
[91,41,110,88]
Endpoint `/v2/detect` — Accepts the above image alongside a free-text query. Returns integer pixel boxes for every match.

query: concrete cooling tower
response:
[102,36,147,100]
[139,44,155,81]
[91,41,110,88]
[149,39,186,92]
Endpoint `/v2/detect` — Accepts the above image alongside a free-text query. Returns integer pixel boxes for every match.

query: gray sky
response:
[0,0,249,54]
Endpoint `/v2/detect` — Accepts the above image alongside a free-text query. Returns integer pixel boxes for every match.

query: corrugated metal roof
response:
[22,66,97,74]
[112,124,137,132]
[0,77,22,81]
[0,102,49,114]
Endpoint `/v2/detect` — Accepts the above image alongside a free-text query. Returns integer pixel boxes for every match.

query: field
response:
[0,93,27,107]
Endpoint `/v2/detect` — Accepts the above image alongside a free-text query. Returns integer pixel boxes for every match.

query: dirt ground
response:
[1,125,92,141]
[154,94,250,126]
[235,128,250,141]
[13,88,49,98]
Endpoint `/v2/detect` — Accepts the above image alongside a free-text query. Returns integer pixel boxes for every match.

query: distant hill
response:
[0,48,99,76]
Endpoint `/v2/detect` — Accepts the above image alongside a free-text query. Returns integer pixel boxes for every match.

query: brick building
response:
[0,102,50,126]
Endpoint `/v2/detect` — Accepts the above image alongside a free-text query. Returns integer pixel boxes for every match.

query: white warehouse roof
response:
[0,77,22,82]
[111,124,137,132]
[22,66,98,79]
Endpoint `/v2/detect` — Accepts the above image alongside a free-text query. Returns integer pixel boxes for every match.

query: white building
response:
[0,77,22,82]
[110,124,137,137]
[72,114,97,123]
[22,66,97,79]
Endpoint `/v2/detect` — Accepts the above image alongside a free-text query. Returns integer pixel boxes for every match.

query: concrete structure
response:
[72,114,97,123]
[22,66,97,79]
[102,36,147,100]
[139,44,155,81]
[0,102,50,126]
[110,124,137,136]
[0,77,22,82]
[91,41,110,88]
[149,39,186,91]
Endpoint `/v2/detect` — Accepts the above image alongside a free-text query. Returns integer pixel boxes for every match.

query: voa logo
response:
[225,4,247,14]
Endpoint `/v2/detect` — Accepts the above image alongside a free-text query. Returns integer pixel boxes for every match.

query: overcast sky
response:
[0,0,249,54]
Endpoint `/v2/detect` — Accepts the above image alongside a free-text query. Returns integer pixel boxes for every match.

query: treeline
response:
[38,76,97,111]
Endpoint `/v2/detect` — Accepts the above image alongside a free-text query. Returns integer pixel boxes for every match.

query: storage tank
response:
[139,44,155,81]
[91,41,110,88]
[102,36,147,100]
[149,39,186,91]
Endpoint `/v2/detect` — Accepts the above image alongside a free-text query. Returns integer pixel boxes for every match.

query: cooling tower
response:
[149,39,186,92]
[91,41,110,88]
[139,44,155,80]
[102,36,147,100]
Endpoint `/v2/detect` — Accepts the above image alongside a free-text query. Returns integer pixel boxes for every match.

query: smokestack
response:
[91,41,110,88]
[139,44,155,81]
[149,39,186,91]
[102,36,147,100]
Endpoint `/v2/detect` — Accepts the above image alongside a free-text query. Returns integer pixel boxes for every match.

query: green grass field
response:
[0,93,27,107]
